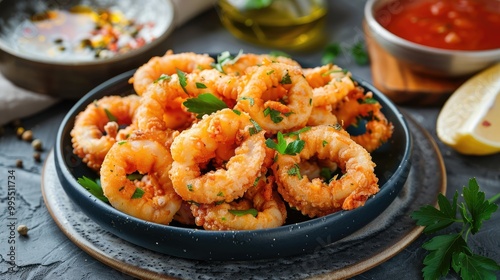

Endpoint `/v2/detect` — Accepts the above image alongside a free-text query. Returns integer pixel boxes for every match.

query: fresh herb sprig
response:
[183,93,228,118]
[411,178,500,280]
[322,41,369,66]
[77,176,109,203]
[265,131,305,155]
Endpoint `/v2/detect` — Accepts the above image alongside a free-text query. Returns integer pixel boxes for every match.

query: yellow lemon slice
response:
[436,63,500,155]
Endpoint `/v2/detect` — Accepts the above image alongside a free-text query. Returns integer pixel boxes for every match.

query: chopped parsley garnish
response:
[183,93,228,118]
[104,108,117,122]
[126,172,144,181]
[176,69,188,94]
[131,188,145,199]
[212,50,243,73]
[263,107,287,123]
[249,119,263,135]
[359,97,378,104]
[265,131,305,155]
[77,176,109,203]
[239,96,255,106]
[228,208,258,217]
[281,71,292,84]
[155,74,171,83]
[287,164,302,179]
[187,184,193,192]
[196,82,207,89]
[283,126,311,138]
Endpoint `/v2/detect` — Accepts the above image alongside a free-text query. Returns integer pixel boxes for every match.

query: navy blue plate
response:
[55,69,412,261]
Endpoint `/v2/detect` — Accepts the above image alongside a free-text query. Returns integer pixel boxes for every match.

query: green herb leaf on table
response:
[183,93,228,119]
[411,178,500,280]
[351,41,369,65]
[77,176,109,203]
[322,43,341,65]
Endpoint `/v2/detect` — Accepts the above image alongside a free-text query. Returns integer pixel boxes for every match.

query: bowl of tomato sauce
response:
[0,0,175,99]
[364,0,500,77]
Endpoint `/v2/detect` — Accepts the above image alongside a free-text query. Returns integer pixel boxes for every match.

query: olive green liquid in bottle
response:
[217,0,327,50]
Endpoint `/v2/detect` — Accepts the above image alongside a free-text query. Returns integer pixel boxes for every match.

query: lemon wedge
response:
[436,63,500,155]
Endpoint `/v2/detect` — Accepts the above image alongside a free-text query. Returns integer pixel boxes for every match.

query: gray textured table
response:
[1,1,499,279]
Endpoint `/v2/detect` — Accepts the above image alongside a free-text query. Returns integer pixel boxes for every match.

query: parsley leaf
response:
[176,69,188,94]
[281,71,292,84]
[287,164,302,179]
[228,208,258,217]
[155,74,171,83]
[183,93,228,118]
[411,178,500,280]
[213,50,243,73]
[322,43,341,65]
[452,251,500,280]
[131,188,145,199]
[265,131,304,155]
[263,107,284,123]
[77,176,109,203]
[104,108,117,122]
[421,233,468,280]
[351,41,369,65]
[411,192,458,234]
[461,178,498,234]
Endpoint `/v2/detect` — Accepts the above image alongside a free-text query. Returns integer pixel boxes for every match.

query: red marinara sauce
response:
[375,0,500,51]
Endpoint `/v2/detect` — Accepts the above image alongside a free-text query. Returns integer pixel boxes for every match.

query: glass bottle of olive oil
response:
[217,0,327,50]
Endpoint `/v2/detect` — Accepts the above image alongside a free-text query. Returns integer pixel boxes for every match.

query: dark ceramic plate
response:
[55,69,412,261]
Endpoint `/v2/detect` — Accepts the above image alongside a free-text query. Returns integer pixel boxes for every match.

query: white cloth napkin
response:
[0,0,215,126]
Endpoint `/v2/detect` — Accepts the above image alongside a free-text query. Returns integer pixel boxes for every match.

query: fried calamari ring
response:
[70,94,141,171]
[190,176,287,230]
[334,88,394,152]
[303,64,355,107]
[221,53,301,76]
[273,125,379,218]
[235,62,313,133]
[100,139,183,225]
[169,108,267,204]
[129,50,214,95]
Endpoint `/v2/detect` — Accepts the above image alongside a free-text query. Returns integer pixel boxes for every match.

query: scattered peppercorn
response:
[22,130,33,141]
[17,225,29,236]
[16,159,23,168]
[32,139,43,151]
[34,152,42,162]
[16,127,25,138]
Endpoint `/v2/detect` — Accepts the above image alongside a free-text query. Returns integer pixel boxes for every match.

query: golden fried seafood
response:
[191,176,287,230]
[100,139,183,225]
[169,109,267,204]
[303,64,355,107]
[235,62,313,133]
[135,69,239,131]
[221,53,301,76]
[130,50,214,95]
[273,125,379,218]
[70,94,141,171]
[307,105,339,126]
[334,88,394,152]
